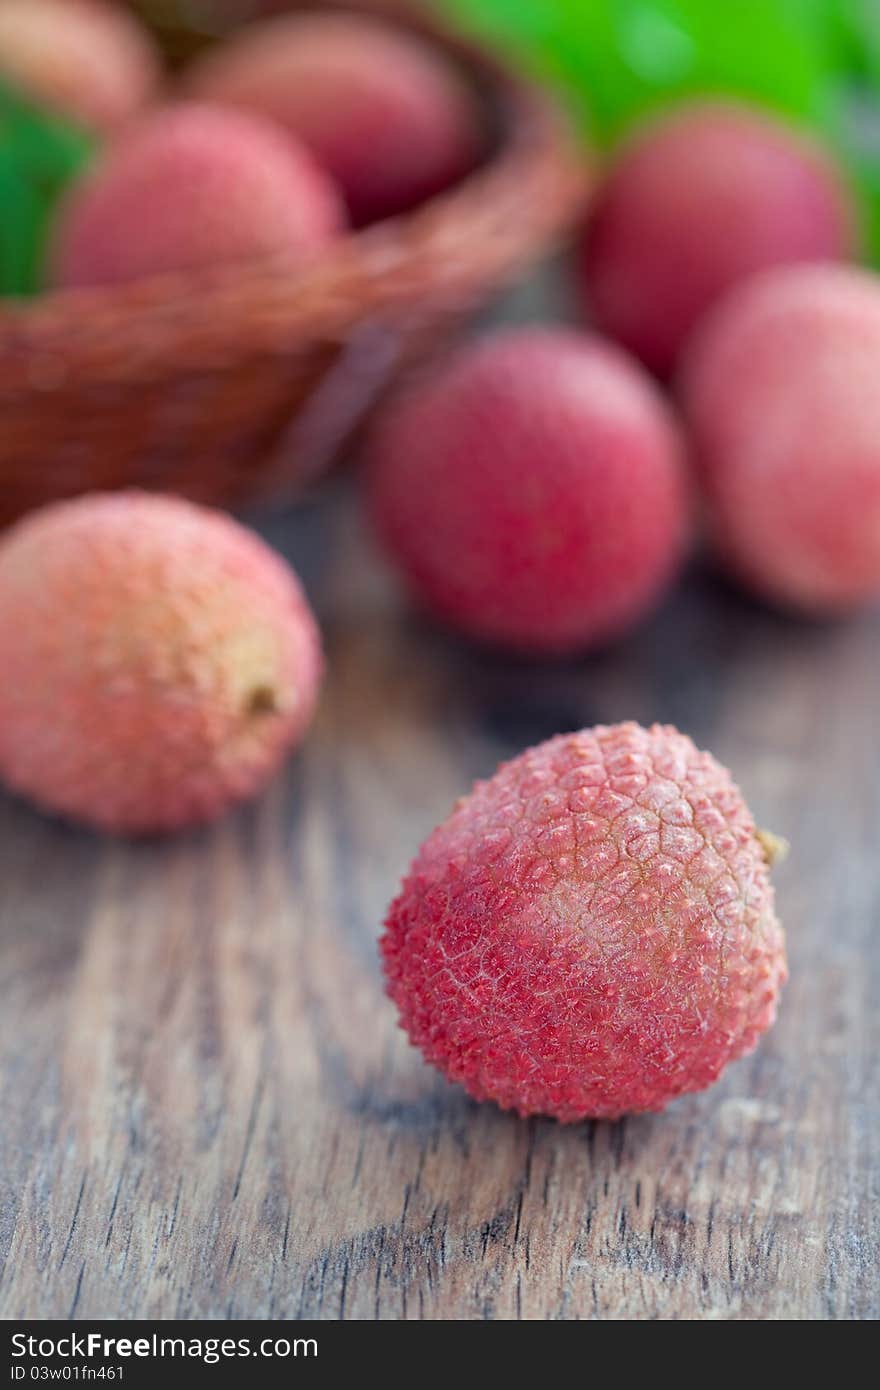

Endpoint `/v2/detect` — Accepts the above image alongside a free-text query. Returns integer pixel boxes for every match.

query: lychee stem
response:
[757,829,790,867]
[245,685,278,717]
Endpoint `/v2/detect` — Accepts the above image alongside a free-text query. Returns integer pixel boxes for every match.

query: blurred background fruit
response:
[367,327,689,655]
[186,10,483,224]
[682,262,880,614]
[0,0,160,133]
[51,102,344,288]
[581,99,856,375]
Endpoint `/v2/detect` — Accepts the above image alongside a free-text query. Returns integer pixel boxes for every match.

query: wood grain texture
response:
[1,461,878,1322]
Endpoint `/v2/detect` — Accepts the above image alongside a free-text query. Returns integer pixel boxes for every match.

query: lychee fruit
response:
[382,722,787,1122]
[0,0,161,135]
[366,328,690,656]
[682,262,880,615]
[581,100,856,377]
[185,12,483,226]
[0,492,322,835]
[50,102,344,289]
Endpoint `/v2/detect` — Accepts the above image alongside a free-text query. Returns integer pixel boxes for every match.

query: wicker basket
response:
[0,0,590,525]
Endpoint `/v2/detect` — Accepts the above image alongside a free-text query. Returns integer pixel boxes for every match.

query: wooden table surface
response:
[1,322,879,1321]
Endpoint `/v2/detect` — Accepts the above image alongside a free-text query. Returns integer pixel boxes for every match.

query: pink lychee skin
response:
[51,102,344,290]
[682,263,880,615]
[581,101,857,377]
[367,328,691,656]
[382,723,786,1122]
[0,492,323,835]
[0,0,160,134]
[185,12,483,226]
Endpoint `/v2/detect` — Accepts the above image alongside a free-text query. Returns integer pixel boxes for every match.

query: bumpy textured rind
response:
[0,0,160,134]
[582,101,855,376]
[186,12,482,226]
[367,328,689,655]
[0,492,322,834]
[382,723,786,1121]
[682,263,880,614]
[51,102,344,289]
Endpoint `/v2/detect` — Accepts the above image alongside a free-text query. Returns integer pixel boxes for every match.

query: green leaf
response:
[0,79,96,297]
[443,0,835,140]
